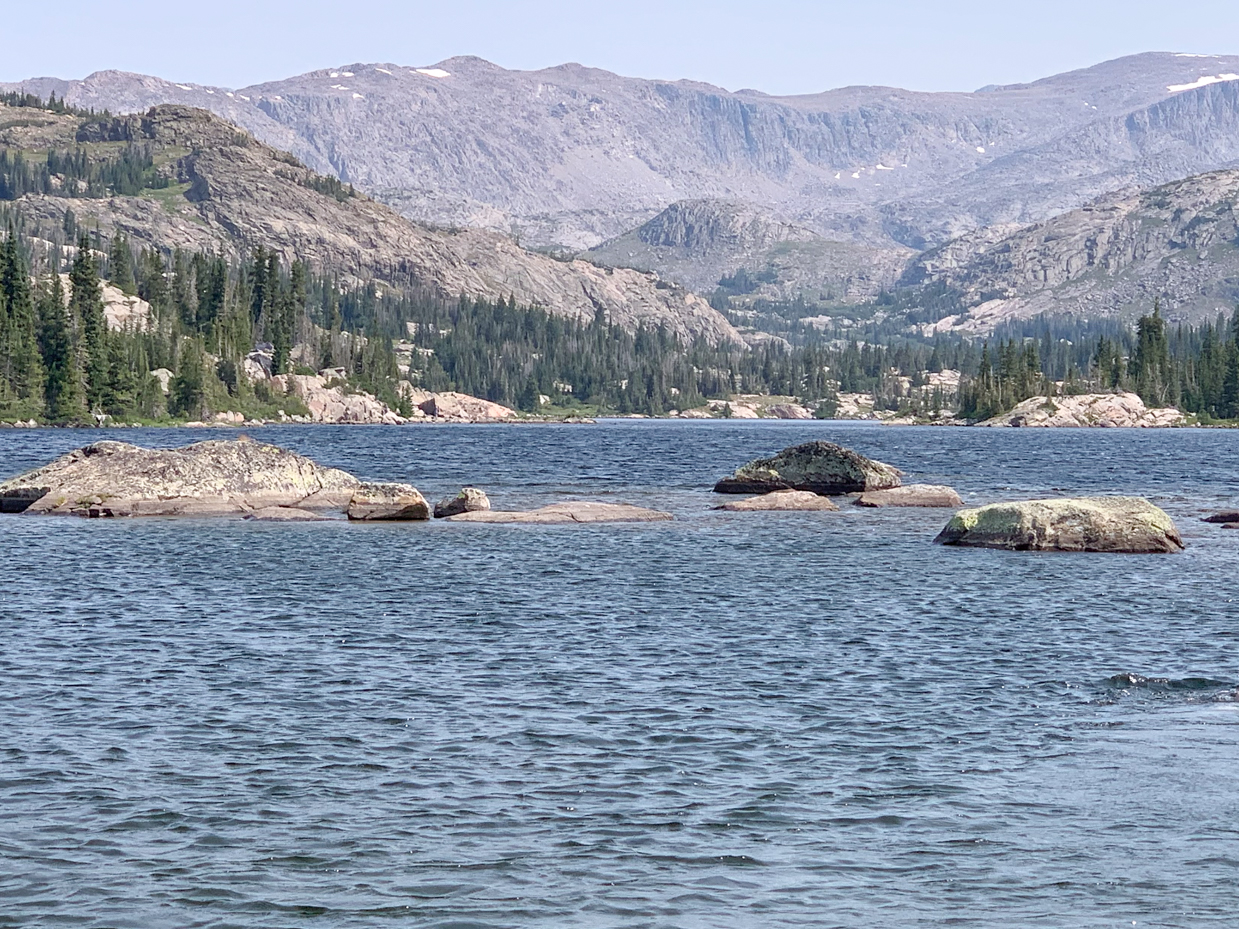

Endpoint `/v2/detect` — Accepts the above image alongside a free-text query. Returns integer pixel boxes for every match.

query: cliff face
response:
[907,169,1239,331]
[8,105,742,345]
[11,53,1239,252]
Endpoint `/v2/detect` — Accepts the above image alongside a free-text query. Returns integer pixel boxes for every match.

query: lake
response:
[2,421,1238,927]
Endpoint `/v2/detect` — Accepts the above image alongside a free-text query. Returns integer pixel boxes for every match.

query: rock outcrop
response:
[855,485,963,508]
[346,483,430,520]
[269,373,409,425]
[713,489,839,512]
[934,497,1184,553]
[0,439,360,516]
[434,487,490,518]
[714,441,902,495]
[912,168,1239,334]
[413,391,515,422]
[447,502,672,524]
[978,393,1186,428]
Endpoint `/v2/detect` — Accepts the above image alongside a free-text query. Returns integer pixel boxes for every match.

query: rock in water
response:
[855,484,963,508]
[346,483,431,521]
[447,502,672,524]
[713,441,902,495]
[434,487,491,518]
[713,489,839,511]
[0,439,360,516]
[1202,511,1239,524]
[934,497,1183,553]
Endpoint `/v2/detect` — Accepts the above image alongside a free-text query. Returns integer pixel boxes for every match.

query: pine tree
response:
[0,229,44,406]
[108,233,136,295]
[69,233,108,411]
[37,273,82,422]
[169,338,207,419]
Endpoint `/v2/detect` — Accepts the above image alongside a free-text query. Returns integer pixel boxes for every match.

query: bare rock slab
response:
[934,497,1183,553]
[0,439,359,517]
[714,489,839,512]
[434,487,491,518]
[855,484,963,508]
[447,502,672,524]
[347,483,431,521]
[714,440,902,495]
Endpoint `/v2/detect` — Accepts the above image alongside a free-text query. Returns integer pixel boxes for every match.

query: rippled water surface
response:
[3,421,1239,928]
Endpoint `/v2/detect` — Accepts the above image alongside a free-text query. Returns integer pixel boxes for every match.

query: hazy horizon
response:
[5,0,1238,96]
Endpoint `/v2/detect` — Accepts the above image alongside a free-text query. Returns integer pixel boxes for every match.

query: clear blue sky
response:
[7,0,1238,94]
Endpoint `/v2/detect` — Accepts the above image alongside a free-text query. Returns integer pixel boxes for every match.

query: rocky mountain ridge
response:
[9,52,1239,256]
[3,104,740,344]
[906,168,1239,331]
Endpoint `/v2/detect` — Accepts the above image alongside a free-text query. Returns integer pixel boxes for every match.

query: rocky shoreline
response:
[0,388,1198,430]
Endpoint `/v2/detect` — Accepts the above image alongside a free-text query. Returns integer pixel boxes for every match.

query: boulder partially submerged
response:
[434,487,491,518]
[346,483,430,521]
[713,489,839,512]
[855,484,963,508]
[714,441,902,495]
[1202,511,1239,524]
[0,439,429,521]
[447,502,672,524]
[934,497,1183,553]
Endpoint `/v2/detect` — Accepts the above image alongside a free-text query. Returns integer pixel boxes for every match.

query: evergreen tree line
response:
[958,302,1239,421]
[0,145,169,201]
[1,90,99,119]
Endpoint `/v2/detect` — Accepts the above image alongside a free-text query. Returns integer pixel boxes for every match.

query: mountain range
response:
[7,51,1239,333]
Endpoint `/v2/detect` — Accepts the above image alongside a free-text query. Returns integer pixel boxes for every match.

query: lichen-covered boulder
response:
[434,486,491,518]
[346,482,430,521]
[713,441,902,495]
[934,497,1183,553]
[713,489,839,512]
[855,484,963,508]
[0,439,359,517]
[447,502,672,524]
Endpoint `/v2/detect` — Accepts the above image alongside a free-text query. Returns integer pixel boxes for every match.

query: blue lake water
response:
[2,421,1239,928]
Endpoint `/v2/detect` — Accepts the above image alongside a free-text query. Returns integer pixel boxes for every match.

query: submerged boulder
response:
[346,482,431,521]
[934,497,1183,553]
[714,440,902,495]
[0,439,360,517]
[713,489,839,512]
[855,484,963,508]
[434,486,491,518]
[447,502,672,524]
[1202,511,1239,524]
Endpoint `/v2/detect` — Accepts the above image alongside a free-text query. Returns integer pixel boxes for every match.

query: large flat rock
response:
[0,439,365,518]
[713,490,839,512]
[447,502,672,524]
[855,484,963,508]
[934,497,1183,553]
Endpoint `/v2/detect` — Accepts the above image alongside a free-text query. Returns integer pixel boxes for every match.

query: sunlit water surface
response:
[3,421,1239,928]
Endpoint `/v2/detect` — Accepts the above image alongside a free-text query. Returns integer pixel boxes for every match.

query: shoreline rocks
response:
[447,502,672,524]
[934,497,1183,553]
[714,440,902,495]
[713,489,839,512]
[855,484,963,508]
